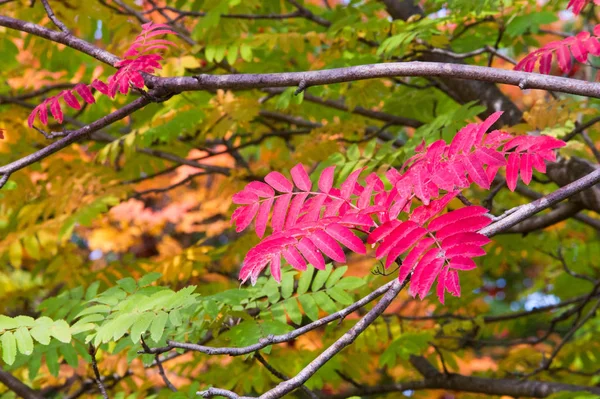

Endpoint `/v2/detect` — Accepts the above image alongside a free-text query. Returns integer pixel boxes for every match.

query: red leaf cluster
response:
[28,22,176,127]
[567,0,600,14]
[231,112,565,303]
[515,26,600,75]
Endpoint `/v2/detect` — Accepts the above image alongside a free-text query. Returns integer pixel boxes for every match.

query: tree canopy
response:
[1,1,600,399]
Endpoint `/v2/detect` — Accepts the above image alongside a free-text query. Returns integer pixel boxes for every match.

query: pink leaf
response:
[556,45,572,74]
[291,163,312,191]
[232,191,259,205]
[74,84,95,104]
[428,206,489,232]
[445,244,486,258]
[235,203,259,232]
[475,112,503,143]
[376,221,420,259]
[367,220,402,244]
[463,153,490,189]
[441,232,490,250]
[303,194,327,222]
[539,51,552,75]
[476,148,506,167]
[283,246,307,271]
[297,237,325,270]
[532,154,546,173]
[91,79,110,96]
[246,181,275,198]
[255,197,274,238]
[270,253,282,282]
[520,153,533,185]
[318,166,335,193]
[410,191,460,225]
[62,90,81,110]
[49,98,63,124]
[448,256,477,271]
[340,169,362,199]
[410,249,444,299]
[385,226,428,268]
[437,267,449,304]
[436,215,492,241]
[398,237,434,285]
[445,270,461,297]
[506,152,520,191]
[326,223,366,254]
[311,230,345,263]
[285,192,309,228]
[272,194,292,232]
[265,171,293,193]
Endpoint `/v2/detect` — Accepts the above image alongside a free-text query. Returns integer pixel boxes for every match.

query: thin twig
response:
[40,0,71,34]
[254,353,319,399]
[88,345,109,399]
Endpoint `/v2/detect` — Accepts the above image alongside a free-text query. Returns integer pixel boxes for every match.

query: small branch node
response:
[518,78,529,90]
[294,79,308,95]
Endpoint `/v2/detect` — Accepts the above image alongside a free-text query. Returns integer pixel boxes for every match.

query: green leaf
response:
[14,327,34,355]
[46,348,59,377]
[30,325,51,345]
[49,320,71,343]
[312,264,333,292]
[326,266,348,288]
[138,273,162,287]
[59,343,79,367]
[240,43,252,62]
[335,277,365,291]
[76,305,111,318]
[226,44,238,65]
[1,331,17,364]
[150,311,168,342]
[347,144,360,161]
[0,315,18,331]
[117,277,137,294]
[298,294,319,321]
[283,299,303,325]
[313,291,338,314]
[297,267,314,296]
[111,314,137,341]
[326,287,354,305]
[169,309,182,327]
[28,353,42,379]
[131,312,154,344]
[281,272,295,299]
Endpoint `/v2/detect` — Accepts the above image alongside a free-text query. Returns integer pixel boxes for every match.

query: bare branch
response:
[481,167,600,236]
[153,63,600,99]
[0,15,118,66]
[254,353,320,399]
[0,97,150,178]
[258,279,407,399]
[40,0,70,34]
[0,366,44,399]
[88,345,109,399]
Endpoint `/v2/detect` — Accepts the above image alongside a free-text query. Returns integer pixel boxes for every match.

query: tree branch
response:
[0,97,150,177]
[257,279,407,399]
[0,15,118,66]
[481,167,600,236]
[144,63,600,99]
[254,353,320,399]
[0,366,44,399]
[40,0,70,34]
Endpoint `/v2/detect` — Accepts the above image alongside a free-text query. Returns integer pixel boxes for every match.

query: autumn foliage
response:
[232,112,565,302]
[2,0,600,398]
